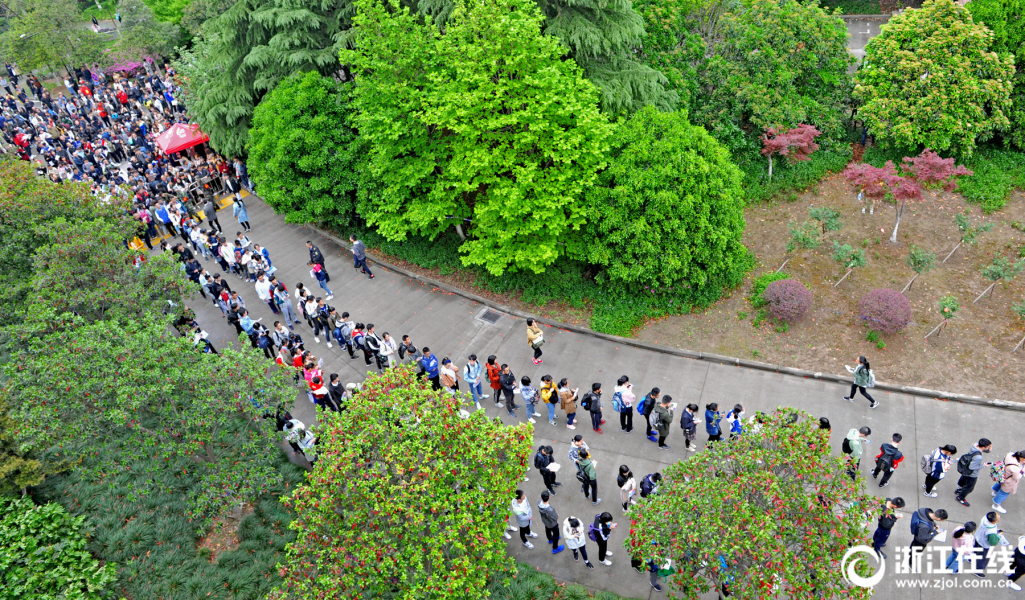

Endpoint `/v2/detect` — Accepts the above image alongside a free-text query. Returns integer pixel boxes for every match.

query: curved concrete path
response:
[176,194,1021,600]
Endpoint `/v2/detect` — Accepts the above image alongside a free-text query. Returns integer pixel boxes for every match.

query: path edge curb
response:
[306,224,1025,414]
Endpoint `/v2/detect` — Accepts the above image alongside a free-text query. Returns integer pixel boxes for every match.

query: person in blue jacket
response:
[233,198,251,232]
[418,347,440,390]
[705,403,725,443]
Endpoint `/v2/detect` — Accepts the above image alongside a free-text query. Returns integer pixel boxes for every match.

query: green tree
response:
[22,217,193,328]
[968,0,1025,148]
[174,0,352,156]
[179,0,235,35]
[0,158,129,328]
[107,0,180,63]
[248,71,362,229]
[690,0,854,146]
[633,0,718,108]
[627,409,876,600]
[533,0,677,115]
[5,318,297,520]
[345,0,612,275]
[273,366,532,600]
[0,497,117,598]
[417,0,676,115]
[0,0,105,73]
[585,108,748,302]
[854,0,1014,157]
[0,390,68,497]
[141,0,192,23]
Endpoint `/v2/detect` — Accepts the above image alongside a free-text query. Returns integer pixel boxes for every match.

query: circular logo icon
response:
[841,545,885,589]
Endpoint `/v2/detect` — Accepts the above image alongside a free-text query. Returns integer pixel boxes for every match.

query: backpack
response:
[534,450,546,471]
[580,395,592,412]
[648,409,660,430]
[611,391,623,413]
[841,437,853,454]
[909,510,921,536]
[729,416,743,436]
[587,514,602,542]
[920,454,934,475]
[866,370,876,388]
[957,450,979,477]
[991,461,1020,484]
[636,396,648,416]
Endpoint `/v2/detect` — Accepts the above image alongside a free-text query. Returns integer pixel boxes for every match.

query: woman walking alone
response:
[526,318,544,365]
[843,355,878,409]
[232,197,252,232]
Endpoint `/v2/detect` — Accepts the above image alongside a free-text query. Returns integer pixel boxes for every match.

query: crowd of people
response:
[0,60,253,255]
[160,208,1025,593]
[15,57,1023,596]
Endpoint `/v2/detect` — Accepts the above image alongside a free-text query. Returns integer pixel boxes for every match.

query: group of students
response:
[509,437,668,591]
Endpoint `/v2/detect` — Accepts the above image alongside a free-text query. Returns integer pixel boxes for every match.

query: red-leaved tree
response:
[273,366,533,600]
[760,124,822,181]
[843,149,972,243]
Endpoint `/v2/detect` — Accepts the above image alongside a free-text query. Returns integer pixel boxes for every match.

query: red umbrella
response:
[155,123,210,155]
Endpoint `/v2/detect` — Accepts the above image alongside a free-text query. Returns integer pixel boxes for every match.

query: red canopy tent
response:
[155,123,210,155]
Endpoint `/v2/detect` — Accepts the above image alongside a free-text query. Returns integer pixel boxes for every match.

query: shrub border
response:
[307,224,1025,413]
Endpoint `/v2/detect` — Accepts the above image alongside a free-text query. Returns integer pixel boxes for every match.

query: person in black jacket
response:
[640,388,660,442]
[364,324,384,370]
[680,403,699,452]
[306,240,330,282]
[499,365,518,415]
[871,497,905,559]
[534,445,561,495]
[583,383,603,434]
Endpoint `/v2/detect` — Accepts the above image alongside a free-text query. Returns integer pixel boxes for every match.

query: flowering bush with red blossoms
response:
[273,365,532,600]
[626,409,878,600]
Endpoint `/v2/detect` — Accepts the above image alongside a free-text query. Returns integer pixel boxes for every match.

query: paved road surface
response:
[173,194,1019,600]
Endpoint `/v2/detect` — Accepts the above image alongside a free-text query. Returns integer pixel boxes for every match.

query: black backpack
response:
[957,450,979,476]
[841,437,853,455]
[534,449,546,470]
[580,394,592,412]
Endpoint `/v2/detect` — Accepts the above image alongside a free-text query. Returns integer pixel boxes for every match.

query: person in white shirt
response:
[380,332,398,368]
[254,273,278,315]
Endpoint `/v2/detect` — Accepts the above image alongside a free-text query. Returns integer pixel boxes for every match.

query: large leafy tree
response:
[586,108,748,304]
[968,0,1025,148]
[5,318,297,521]
[694,0,854,144]
[107,0,180,64]
[628,410,877,599]
[345,0,612,275]
[417,0,676,115]
[533,0,677,115]
[855,0,1014,157]
[0,0,106,73]
[248,71,362,229]
[174,0,353,156]
[0,497,118,598]
[273,367,532,600]
[0,158,128,328]
[22,217,193,328]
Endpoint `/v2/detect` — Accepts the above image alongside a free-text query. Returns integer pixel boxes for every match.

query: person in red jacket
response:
[872,433,904,488]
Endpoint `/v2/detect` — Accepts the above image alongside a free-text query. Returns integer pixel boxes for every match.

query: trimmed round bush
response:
[858,288,912,333]
[763,279,812,322]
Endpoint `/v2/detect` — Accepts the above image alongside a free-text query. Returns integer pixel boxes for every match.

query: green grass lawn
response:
[79,0,117,22]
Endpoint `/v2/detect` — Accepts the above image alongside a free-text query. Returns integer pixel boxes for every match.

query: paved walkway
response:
[175,195,1022,600]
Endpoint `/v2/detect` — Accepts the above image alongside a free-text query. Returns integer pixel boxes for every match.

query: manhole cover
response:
[478,308,503,324]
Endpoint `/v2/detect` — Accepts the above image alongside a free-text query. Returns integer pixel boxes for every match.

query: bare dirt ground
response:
[196,503,253,562]
[637,174,1025,401]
